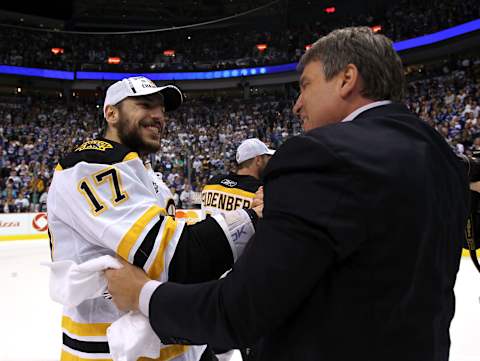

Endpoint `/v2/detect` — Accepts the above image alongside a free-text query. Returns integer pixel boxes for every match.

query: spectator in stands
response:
[170,186,180,208]
[3,193,16,213]
[14,190,30,212]
[180,183,196,209]
[2,178,17,199]
[39,186,48,212]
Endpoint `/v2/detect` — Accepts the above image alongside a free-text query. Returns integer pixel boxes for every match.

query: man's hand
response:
[252,186,264,218]
[252,186,264,207]
[470,181,480,193]
[105,258,151,312]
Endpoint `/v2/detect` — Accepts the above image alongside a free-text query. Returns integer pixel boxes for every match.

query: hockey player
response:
[201,138,274,216]
[47,76,260,361]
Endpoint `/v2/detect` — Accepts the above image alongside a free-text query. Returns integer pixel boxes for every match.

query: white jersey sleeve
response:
[48,147,184,282]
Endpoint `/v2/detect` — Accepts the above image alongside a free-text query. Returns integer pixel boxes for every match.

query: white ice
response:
[0,239,478,361]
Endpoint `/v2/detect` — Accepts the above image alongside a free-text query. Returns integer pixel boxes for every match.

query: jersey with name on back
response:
[201,173,262,216]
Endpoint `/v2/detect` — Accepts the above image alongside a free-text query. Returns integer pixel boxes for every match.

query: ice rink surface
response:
[1,239,478,361]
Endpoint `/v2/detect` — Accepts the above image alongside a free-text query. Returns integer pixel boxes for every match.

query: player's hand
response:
[252,186,264,208]
[105,258,151,312]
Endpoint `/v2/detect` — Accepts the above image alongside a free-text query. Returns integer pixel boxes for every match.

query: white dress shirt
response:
[341,100,392,123]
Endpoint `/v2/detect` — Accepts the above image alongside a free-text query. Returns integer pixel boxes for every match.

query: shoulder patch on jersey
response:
[206,174,226,186]
[59,138,136,170]
[220,179,238,188]
[75,140,113,152]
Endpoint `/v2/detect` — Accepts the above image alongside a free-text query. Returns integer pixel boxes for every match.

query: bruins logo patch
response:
[75,140,113,152]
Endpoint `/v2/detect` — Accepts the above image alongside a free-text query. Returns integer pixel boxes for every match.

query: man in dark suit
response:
[106,27,469,361]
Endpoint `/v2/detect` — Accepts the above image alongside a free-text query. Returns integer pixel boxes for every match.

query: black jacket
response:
[149,103,469,361]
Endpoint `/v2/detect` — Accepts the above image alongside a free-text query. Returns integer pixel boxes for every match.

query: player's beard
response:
[117,110,161,155]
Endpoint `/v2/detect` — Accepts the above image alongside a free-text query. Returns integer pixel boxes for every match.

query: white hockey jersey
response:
[47,139,207,361]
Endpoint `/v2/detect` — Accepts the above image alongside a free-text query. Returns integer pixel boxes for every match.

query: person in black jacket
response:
[106,27,469,361]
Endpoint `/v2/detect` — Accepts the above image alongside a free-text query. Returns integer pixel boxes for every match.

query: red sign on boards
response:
[32,213,48,232]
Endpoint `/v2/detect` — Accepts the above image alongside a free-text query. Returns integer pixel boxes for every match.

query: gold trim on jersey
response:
[137,345,190,361]
[123,152,139,162]
[61,315,188,361]
[62,316,111,337]
[75,140,113,152]
[55,163,64,171]
[61,350,111,361]
[147,217,178,279]
[202,184,255,199]
[117,205,166,260]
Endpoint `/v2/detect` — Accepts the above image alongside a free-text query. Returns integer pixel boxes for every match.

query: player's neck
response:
[104,129,122,145]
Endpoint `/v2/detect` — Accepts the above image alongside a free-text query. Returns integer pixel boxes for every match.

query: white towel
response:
[44,256,205,361]
[107,312,206,361]
[42,255,122,307]
[108,311,165,361]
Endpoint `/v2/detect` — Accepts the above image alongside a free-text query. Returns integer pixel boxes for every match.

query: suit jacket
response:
[149,103,469,361]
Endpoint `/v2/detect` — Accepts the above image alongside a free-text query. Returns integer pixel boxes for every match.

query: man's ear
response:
[105,105,119,127]
[338,63,360,99]
[255,155,263,167]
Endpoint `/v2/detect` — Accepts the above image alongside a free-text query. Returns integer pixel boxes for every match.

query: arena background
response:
[0,0,479,360]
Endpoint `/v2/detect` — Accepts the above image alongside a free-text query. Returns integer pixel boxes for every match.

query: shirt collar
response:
[341,100,392,123]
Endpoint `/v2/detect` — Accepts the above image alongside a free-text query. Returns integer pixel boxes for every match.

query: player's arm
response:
[169,208,258,282]
[55,156,256,282]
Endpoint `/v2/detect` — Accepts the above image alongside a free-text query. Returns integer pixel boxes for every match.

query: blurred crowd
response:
[407,59,480,155]
[1,55,479,213]
[0,90,300,212]
[0,0,478,72]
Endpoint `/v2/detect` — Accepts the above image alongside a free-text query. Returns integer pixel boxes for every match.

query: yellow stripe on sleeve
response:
[117,205,165,260]
[147,217,178,280]
[462,249,480,257]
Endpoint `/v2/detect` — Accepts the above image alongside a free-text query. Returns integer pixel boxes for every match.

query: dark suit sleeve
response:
[149,134,368,349]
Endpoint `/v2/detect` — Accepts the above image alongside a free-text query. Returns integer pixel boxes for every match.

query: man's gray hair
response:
[297,27,406,102]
